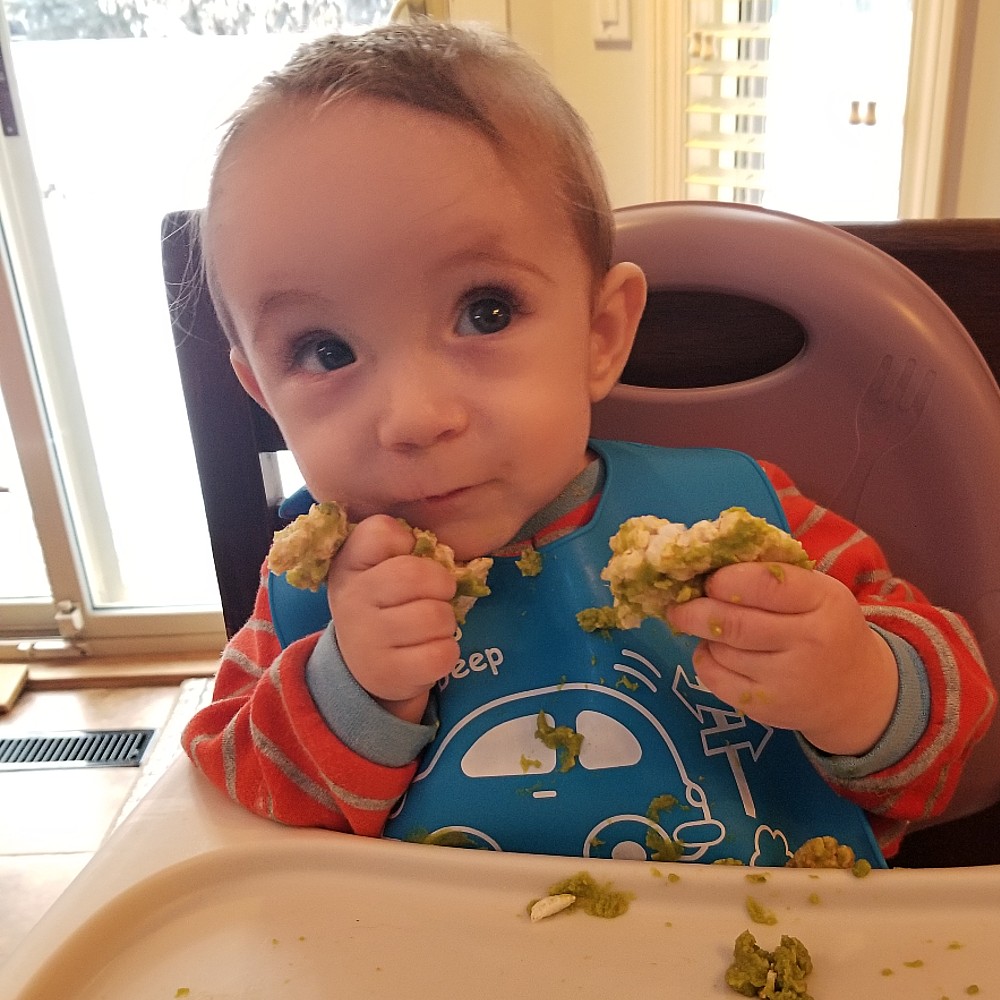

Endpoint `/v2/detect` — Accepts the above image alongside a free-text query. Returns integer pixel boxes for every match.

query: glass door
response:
[0,0,394,657]
[0,389,49,604]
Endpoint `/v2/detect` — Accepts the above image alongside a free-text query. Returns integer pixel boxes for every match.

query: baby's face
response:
[209,96,619,559]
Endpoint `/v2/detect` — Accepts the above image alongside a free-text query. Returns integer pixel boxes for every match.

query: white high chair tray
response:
[3,760,998,1000]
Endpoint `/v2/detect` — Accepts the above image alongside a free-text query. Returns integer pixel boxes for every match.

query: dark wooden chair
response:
[162,211,287,641]
[162,204,1000,866]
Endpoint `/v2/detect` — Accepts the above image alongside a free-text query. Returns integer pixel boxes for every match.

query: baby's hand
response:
[325,515,459,724]
[665,562,898,756]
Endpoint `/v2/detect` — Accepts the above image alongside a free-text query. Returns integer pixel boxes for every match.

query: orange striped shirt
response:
[182,462,996,854]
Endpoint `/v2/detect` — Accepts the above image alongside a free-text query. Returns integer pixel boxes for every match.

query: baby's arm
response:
[669,461,997,839]
[181,562,422,834]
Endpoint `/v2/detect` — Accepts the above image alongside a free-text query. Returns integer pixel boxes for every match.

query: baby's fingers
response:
[703,561,820,613]
[665,564,817,651]
[326,515,457,614]
[666,595,782,653]
[332,514,417,574]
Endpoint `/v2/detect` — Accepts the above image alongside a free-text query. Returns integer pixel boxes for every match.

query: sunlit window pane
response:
[3,0,392,610]
[0,402,49,600]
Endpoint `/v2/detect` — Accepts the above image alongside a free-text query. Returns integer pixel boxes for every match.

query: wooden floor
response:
[0,677,213,966]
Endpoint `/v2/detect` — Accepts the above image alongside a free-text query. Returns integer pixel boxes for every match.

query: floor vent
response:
[0,729,155,771]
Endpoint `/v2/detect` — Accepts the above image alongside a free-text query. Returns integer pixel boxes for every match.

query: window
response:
[0,0,961,660]
[684,0,915,220]
[0,0,395,658]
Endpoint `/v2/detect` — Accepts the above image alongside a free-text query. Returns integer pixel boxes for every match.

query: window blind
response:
[684,0,772,205]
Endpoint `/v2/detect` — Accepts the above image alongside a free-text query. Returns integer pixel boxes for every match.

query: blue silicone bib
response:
[273,441,886,867]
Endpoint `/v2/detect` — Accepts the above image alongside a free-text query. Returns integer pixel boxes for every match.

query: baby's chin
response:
[432,520,522,563]
[309,491,523,561]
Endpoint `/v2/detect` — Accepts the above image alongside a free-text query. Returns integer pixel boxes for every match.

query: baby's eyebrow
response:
[254,288,335,320]
[245,290,346,346]
[243,289,346,351]
[436,244,556,286]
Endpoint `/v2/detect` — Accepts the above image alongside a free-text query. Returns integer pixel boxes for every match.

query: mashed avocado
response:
[269,501,492,622]
[404,827,484,849]
[535,710,583,772]
[644,794,685,861]
[410,528,492,623]
[515,545,543,577]
[544,871,633,919]
[576,605,620,633]
[745,896,778,926]
[586,507,812,631]
[268,501,350,590]
[726,929,813,999]
[787,835,857,869]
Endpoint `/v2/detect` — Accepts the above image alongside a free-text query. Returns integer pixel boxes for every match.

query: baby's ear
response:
[229,346,273,415]
[588,261,647,402]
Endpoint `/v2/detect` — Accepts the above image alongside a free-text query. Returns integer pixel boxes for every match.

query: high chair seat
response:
[163,203,1000,864]
[593,200,1000,836]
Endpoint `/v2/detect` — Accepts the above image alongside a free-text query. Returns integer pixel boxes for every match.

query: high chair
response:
[162,202,1000,866]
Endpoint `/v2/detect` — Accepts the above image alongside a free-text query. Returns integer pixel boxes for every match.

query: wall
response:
[447,0,664,210]
[427,0,662,208]
[508,0,660,210]
[950,0,1000,216]
[450,0,999,219]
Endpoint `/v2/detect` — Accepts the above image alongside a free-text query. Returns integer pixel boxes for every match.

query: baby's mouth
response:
[387,484,465,515]
[423,486,471,503]
[406,485,480,514]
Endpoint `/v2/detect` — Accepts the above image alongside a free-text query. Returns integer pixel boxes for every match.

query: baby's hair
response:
[200,18,614,330]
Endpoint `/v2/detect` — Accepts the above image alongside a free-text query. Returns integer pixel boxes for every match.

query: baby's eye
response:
[457,292,515,336]
[293,334,356,373]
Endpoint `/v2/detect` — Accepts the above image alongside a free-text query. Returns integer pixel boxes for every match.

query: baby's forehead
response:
[209,93,573,242]
[204,95,589,311]
[223,90,555,178]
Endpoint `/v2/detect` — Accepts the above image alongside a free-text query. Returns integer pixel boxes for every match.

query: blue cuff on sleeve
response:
[800,623,930,781]
[304,624,438,768]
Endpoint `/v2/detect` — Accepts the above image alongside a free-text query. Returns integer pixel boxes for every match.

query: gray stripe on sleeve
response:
[305,624,438,767]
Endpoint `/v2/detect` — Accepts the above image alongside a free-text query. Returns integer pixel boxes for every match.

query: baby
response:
[182,20,995,864]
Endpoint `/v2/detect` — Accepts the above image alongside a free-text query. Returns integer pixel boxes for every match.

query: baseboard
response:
[26,653,218,690]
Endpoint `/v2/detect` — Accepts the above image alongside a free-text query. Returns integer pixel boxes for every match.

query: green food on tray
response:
[268,500,492,623]
[746,896,778,926]
[726,929,814,999]
[578,506,812,631]
[541,871,633,919]
[786,835,857,870]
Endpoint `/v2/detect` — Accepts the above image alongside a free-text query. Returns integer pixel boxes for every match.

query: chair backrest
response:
[163,203,1000,830]
[593,201,1000,826]
[162,211,286,640]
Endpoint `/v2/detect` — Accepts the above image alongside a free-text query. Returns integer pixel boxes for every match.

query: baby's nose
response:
[376,361,468,451]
